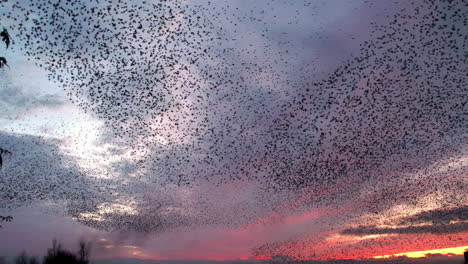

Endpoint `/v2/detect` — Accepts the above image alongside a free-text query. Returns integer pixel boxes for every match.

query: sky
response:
[0,0,467,262]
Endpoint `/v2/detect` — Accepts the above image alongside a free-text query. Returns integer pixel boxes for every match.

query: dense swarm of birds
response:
[0,0,466,258]
[250,0,467,258]
[5,0,219,133]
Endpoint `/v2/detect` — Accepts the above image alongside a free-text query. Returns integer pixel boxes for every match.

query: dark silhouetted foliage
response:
[42,239,90,264]
[14,252,28,264]
[13,251,39,264]
[77,239,91,264]
[28,257,39,264]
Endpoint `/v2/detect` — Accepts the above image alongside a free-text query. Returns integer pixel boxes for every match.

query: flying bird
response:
[0,147,12,169]
[0,28,10,48]
[0,57,9,68]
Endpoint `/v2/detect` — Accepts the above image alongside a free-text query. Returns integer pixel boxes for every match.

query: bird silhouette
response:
[0,28,10,48]
[0,57,9,68]
[0,147,12,169]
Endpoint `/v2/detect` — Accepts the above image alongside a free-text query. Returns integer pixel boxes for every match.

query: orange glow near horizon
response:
[373,246,468,259]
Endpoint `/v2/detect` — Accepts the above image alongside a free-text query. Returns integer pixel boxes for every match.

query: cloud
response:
[341,222,468,235]
[341,206,468,235]
[0,0,467,260]
[90,254,466,264]
[401,206,468,225]
[0,72,65,119]
[0,131,102,209]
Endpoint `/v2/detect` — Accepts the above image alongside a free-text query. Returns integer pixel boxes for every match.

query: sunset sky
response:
[0,0,466,262]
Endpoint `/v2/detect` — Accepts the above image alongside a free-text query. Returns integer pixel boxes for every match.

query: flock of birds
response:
[0,0,466,259]
[0,27,12,171]
[0,28,10,68]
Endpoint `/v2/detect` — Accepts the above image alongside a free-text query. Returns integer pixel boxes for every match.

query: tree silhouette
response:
[42,239,90,264]
[13,251,39,264]
[28,257,40,264]
[14,251,28,264]
[77,239,91,264]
